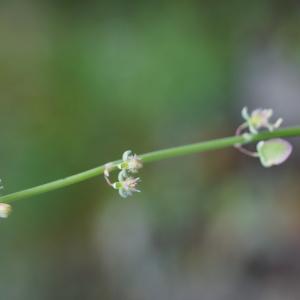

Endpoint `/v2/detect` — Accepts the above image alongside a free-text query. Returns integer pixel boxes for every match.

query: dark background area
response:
[0,1,300,299]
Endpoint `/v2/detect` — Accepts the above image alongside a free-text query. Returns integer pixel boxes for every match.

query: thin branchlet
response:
[0,126,299,206]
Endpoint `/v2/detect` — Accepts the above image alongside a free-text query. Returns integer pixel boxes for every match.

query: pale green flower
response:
[242,107,283,134]
[112,170,141,198]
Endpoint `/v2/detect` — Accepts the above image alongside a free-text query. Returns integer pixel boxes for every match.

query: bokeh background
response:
[0,1,300,299]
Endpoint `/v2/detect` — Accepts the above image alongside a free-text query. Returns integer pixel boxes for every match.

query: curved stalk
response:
[1,127,300,203]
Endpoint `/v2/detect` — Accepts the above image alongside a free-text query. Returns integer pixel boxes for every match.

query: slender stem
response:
[1,127,300,203]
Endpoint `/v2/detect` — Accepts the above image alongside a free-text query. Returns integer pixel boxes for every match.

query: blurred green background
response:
[0,0,300,299]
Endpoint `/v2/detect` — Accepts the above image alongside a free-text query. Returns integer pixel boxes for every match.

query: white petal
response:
[274,118,283,128]
[122,150,132,161]
[118,170,128,182]
[119,189,130,198]
[241,107,249,120]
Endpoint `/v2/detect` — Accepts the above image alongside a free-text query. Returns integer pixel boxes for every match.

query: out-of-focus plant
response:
[0,108,299,217]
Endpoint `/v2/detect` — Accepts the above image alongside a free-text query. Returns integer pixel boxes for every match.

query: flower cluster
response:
[104,150,143,198]
[236,107,293,167]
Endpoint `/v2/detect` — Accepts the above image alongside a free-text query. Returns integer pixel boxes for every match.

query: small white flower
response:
[0,203,12,218]
[112,170,141,198]
[118,150,143,173]
[242,107,283,134]
[104,150,143,198]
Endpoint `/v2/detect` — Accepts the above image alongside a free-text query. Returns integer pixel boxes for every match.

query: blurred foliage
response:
[0,1,300,299]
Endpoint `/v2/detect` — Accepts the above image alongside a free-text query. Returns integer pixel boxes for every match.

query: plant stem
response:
[1,127,300,203]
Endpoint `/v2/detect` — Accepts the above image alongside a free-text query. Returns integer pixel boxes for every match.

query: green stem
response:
[1,127,300,203]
